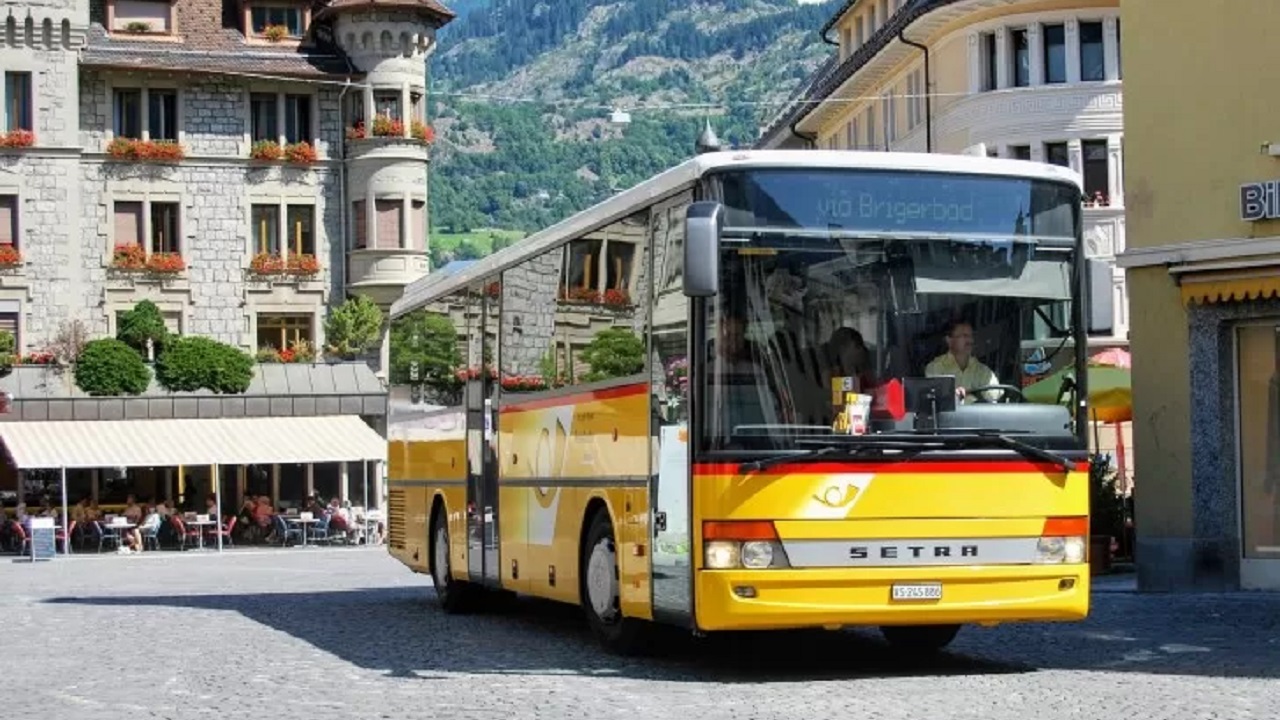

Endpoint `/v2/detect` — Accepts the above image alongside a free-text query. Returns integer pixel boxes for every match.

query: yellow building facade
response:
[1118,1,1280,591]
[757,0,1133,479]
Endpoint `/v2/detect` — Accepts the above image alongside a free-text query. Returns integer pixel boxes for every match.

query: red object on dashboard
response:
[872,379,905,420]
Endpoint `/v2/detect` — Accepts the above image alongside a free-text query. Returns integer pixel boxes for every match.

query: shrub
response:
[75,338,150,396]
[155,336,254,394]
[580,328,644,382]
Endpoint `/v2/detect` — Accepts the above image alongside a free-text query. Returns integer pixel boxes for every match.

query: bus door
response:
[466,277,502,587]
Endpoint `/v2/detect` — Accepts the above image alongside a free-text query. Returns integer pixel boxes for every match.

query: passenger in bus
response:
[713,312,755,376]
[924,319,1000,403]
[824,327,876,392]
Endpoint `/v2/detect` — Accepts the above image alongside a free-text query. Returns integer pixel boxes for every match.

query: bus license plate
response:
[891,583,942,601]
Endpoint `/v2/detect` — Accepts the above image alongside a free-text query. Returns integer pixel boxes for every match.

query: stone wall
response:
[71,74,347,348]
[501,250,563,376]
[0,18,87,347]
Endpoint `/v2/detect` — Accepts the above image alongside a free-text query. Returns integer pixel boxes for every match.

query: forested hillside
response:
[426,0,839,262]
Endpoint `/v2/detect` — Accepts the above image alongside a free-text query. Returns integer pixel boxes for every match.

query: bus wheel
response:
[432,508,477,614]
[581,511,647,655]
[879,624,961,654]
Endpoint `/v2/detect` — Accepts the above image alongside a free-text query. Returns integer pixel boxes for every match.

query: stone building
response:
[0,0,452,357]
[0,0,456,525]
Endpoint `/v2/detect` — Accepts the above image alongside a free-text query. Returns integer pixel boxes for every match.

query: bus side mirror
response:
[1086,258,1114,335]
[684,201,722,297]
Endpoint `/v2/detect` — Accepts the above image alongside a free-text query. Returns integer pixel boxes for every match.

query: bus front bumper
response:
[694,564,1090,632]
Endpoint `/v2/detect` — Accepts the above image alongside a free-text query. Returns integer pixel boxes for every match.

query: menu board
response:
[28,516,55,562]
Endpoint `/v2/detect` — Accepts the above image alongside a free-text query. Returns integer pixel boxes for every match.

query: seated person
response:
[924,319,999,403]
[824,327,876,392]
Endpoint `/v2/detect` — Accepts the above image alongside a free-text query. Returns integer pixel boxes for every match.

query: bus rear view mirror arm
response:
[684,201,723,297]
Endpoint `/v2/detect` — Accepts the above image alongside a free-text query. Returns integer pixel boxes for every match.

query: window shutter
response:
[114,202,143,246]
[0,196,14,246]
[375,199,401,249]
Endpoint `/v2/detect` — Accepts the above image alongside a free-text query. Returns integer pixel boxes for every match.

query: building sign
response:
[1240,180,1280,221]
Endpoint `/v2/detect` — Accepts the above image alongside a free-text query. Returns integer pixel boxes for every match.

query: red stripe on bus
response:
[498,382,648,414]
[692,460,1088,475]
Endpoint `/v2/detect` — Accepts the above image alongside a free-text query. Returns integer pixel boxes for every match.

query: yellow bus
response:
[385,149,1108,655]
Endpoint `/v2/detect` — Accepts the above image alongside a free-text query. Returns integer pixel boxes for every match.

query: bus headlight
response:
[702,521,792,569]
[705,541,741,569]
[1036,536,1086,564]
[704,539,790,569]
[740,540,774,569]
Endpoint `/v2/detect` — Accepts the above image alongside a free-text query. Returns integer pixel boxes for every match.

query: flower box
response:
[249,140,284,161]
[346,117,436,144]
[146,252,185,274]
[0,130,34,149]
[106,138,186,162]
[249,252,286,275]
[263,24,288,42]
[111,244,147,270]
[249,252,320,278]
[410,119,435,143]
[249,140,317,165]
[286,253,320,275]
[0,245,22,267]
[283,141,318,164]
[110,245,184,275]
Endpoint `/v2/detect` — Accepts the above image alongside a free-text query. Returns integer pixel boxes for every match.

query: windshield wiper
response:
[738,441,925,474]
[945,431,1076,473]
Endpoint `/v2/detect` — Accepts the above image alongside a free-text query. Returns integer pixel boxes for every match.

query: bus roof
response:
[391,149,1083,318]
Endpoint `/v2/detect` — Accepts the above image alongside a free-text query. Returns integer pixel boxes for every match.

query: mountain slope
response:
[427,0,839,260]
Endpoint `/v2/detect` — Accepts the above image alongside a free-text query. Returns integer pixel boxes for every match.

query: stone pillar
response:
[967,33,982,94]
[401,195,411,249]
[995,27,1010,89]
[1103,17,1120,81]
[1028,24,1044,86]
[362,84,375,126]
[365,181,377,250]
[1108,134,1124,206]
[1065,19,1081,84]
[1067,139,1083,176]
[400,81,411,137]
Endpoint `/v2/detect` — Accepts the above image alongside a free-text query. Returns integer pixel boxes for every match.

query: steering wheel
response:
[966,384,1026,404]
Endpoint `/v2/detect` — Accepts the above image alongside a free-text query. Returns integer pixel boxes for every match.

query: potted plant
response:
[1089,453,1124,575]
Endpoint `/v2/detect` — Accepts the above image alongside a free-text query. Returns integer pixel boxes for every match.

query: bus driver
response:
[925,319,999,403]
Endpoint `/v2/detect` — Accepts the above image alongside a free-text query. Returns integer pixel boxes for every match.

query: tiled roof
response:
[80,0,452,78]
[318,0,455,21]
[81,26,354,77]
[757,0,954,146]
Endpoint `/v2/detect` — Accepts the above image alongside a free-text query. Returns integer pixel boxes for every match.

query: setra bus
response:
[385,149,1112,655]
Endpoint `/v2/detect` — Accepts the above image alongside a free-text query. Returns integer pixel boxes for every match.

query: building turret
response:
[321,0,455,307]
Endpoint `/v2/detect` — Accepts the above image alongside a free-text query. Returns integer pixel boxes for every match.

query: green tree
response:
[155,336,254,394]
[117,299,169,358]
[325,295,385,359]
[389,309,462,387]
[75,338,151,396]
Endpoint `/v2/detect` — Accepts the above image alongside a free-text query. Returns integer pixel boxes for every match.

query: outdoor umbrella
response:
[1023,352,1133,423]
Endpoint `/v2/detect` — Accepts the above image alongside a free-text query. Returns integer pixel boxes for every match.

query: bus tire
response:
[581,510,647,655]
[879,623,961,654]
[431,506,477,614]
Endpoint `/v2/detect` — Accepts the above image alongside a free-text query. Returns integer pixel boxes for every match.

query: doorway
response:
[1235,322,1280,589]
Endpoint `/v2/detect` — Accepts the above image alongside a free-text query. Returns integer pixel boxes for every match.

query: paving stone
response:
[3,548,1277,720]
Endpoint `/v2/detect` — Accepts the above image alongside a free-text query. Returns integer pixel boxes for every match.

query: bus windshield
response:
[699,167,1085,456]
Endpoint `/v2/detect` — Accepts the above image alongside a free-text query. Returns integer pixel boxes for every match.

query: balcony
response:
[346,248,429,305]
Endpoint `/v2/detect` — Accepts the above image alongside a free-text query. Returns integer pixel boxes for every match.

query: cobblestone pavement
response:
[4,548,1278,720]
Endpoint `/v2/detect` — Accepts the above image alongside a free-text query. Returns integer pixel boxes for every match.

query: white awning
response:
[0,415,387,470]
